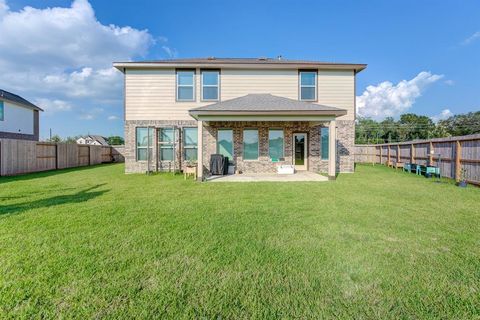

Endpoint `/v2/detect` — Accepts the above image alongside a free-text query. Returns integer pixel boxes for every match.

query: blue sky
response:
[1,0,479,139]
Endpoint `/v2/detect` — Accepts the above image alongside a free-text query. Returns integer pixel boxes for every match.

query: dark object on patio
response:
[223,156,230,175]
[210,154,228,175]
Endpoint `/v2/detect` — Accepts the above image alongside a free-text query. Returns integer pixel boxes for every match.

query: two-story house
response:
[0,89,43,141]
[113,57,366,180]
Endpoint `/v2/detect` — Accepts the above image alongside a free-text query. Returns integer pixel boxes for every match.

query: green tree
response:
[399,113,435,140]
[107,136,124,145]
[48,134,62,143]
[64,135,81,144]
[437,111,480,136]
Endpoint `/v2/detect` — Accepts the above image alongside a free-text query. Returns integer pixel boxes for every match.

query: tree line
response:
[46,135,124,145]
[355,111,480,144]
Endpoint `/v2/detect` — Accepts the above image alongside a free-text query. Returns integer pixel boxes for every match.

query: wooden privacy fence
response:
[355,134,480,185]
[0,139,125,176]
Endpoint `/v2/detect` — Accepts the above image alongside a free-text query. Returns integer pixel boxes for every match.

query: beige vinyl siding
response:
[125,68,210,121]
[318,70,355,120]
[221,69,298,100]
[125,68,355,121]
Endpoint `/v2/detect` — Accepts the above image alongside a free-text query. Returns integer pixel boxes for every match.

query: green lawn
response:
[0,164,479,319]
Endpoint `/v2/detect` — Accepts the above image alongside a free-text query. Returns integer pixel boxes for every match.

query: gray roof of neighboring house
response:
[189,94,347,116]
[113,57,367,72]
[0,89,43,111]
[89,135,109,146]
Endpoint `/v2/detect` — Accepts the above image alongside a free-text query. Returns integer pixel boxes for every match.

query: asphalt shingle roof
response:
[189,94,347,115]
[88,135,109,146]
[113,57,367,72]
[0,89,43,111]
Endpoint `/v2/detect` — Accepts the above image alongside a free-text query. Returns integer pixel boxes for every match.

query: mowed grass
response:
[0,164,479,319]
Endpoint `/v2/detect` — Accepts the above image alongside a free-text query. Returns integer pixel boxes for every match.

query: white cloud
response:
[444,79,454,86]
[35,98,73,113]
[0,0,152,71]
[162,45,178,58]
[43,67,122,100]
[108,115,119,120]
[356,71,444,120]
[431,109,453,123]
[0,0,8,17]
[79,107,103,120]
[0,0,155,123]
[462,31,480,45]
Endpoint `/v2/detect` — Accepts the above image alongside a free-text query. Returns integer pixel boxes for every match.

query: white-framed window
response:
[201,70,220,101]
[217,129,233,160]
[176,70,195,101]
[159,128,175,161]
[299,71,317,101]
[183,127,198,161]
[268,129,284,160]
[136,127,154,161]
[243,129,259,160]
[321,127,329,160]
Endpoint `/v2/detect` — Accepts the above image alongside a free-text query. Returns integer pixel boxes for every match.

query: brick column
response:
[197,120,203,181]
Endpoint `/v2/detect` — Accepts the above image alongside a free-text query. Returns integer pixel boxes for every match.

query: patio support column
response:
[197,120,203,181]
[328,120,336,180]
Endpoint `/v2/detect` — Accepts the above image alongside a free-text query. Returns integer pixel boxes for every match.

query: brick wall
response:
[124,120,197,173]
[203,120,354,174]
[125,119,355,174]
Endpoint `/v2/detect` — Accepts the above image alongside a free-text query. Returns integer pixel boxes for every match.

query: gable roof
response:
[0,89,43,111]
[114,57,367,73]
[89,135,109,146]
[189,94,347,117]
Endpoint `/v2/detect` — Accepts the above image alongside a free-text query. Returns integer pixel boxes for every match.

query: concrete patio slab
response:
[206,171,328,182]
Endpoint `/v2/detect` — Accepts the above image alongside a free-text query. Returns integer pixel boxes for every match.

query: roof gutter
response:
[189,109,347,120]
[113,62,367,73]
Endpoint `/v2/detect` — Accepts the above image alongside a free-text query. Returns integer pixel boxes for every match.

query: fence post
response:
[379,146,382,165]
[387,145,391,164]
[411,143,415,164]
[429,141,434,165]
[88,145,91,166]
[455,140,461,182]
[397,144,400,163]
[55,143,58,170]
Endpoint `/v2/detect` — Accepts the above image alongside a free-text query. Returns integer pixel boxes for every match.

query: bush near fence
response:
[0,139,125,176]
[354,134,480,186]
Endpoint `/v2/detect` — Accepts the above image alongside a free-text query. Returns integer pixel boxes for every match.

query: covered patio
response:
[206,171,328,182]
[189,94,346,181]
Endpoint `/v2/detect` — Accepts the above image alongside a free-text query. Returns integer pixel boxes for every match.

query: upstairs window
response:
[299,71,317,101]
[201,70,219,101]
[176,70,195,101]
[0,101,4,121]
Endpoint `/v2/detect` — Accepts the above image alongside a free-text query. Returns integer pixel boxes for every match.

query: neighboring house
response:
[113,57,366,180]
[0,89,43,141]
[76,135,110,146]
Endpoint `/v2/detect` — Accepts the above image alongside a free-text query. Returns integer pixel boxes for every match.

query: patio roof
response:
[189,94,347,121]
